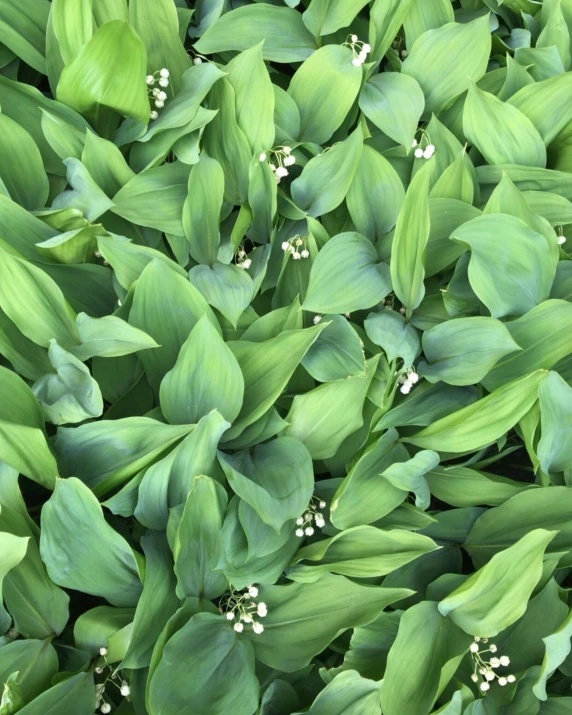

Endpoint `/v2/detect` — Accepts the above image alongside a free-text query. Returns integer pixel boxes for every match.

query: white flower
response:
[283,146,292,155]
[507,675,516,683]
[257,603,267,617]
[358,50,368,62]
[99,647,108,656]
[408,372,419,384]
[498,677,507,686]
[400,382,411,395]
[252,622,264,634]
[315,516,325,528]
[490,657,500,668]
[305,527,314,536]
[296,528,304,537]
[423,147,433,159]
[401,49,408,59]
[248,586,259,598]
[276,167,289,178]
[313,315,322,324]
[480,682,490,692]
[160,68,169,78]
[470,643,479,653]
[479,667,487,675]
[241,259,252,270]
[101,705,111,714]
[157,91,167,101]
[301,249,310,258]
[234,622,244,633]
[146,75,155,85]
[284,155,296,166]
[120,683,130,697]
[293,251,301,259]
[414,148,424,159]
[296,238,303,246]
[412,139,418,147]
[499,656,510,667]
[558,235,566,245]
[226,611,235,621]
[159,77,169,87]
[155,100,165,108]
[194,57,203,65]
[489,644,497,653]
[351,34,358,43]
[259,152,267,162]
[150,110,159,120]
[296,516,304,525]
[319,500,327,508]
[363,43,371,53]
[471,674,479,683]
[485,671,495,682]
[352,58,363,67]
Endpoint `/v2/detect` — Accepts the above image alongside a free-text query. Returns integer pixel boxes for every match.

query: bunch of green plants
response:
[1,0,572,713]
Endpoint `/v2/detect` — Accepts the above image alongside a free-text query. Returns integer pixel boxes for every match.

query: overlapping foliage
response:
[1,0,572,713]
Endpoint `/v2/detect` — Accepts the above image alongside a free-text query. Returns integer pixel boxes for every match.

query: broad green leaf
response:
[51,0,93,64]
[0,533,29,633]
[451,214,556,318]
[172,476,228,600]
[160,315,244,424]
[288,526,438,582]
[533,608,572,700]
[189,263,253,328]
[40,478,142,607]
[509,73,572,144]
[0,0,49,74]
[381,601,472,715]
[359,73,424,150]
[439,529,556,636]
[129,259,219,392]
[182,152,223,266]
[381,450,439,511]
[246,574,412,672]
[404,0,454,48]
[195,5,317,63]
[14,673,95,715]
[303,232,391,314]
[417,317,522,386]
[220,436,313,533]
[53,417,194,493]
[405,371,547,453]
[295,670,381,714]
[402,17,491,114]
[302,0,369,37]
[81,130,134,196]
[364,310,421,365]
[73,312,158,360]
[284,356,378,460]
[32,340,103,425]
[369,0,414,62]
[302,314,365,382]
[288,45,362,145]
[430,150,475,204]
[0,115,48,210]
[390,158,434,318]
[0,639,58,704]
[226,323,325,439]
[537,371,572,475]
[463,83,547,167]
[346,145,405,240]
[57,20,149,125]
[51,158,113,221]
[291,124,363,218]
[537,0,571,70]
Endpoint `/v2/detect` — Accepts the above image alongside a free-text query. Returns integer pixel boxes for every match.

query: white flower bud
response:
[489,644,497,653]
[257,603,267,617]
[490,657,500,668]
[296,516,304,525]
[150,110,159,120]
[471,674,479,683]
[301,249,310,258]
[412,139,418,147]
[423,147,433,159]
[507,675,516,683]
[470,643,479,653]
[296,238,303,246]
[226,611,235,621]
[358,50,368,62]
[152,87,160,96]
[400,382,411,395]
[99,647,108,656]
[120,683,130,697]
[101,704,111,714]
[499,656,510,666]
[259,152,267,162]
[414,148,424,158]
[276,167,289,178]
[315,517,325,528]
[293,251,301,259]
[241,259,252,270]
[485,671,495,681]
[252,622,264,634]
[296,528,304,537]
[284,156,296,166]
[480,682,490,692]
[242,614,252,623]
[283,146,292,155]
[234,622,244,633]
[351,34,358,43]
[313,315,322,324]
[155,100,165,108]
[401,49,408,59]
[193,57,203,65]
[160,68,169,78]
[159,77,169,87]
[95,667,104,674]
[352,58,362,67]
[319,500,326,509]
[248,586,259,598]
[146,75,155,85]
[363,44,371,53]
[558,235,566,245]
[157,91,167,101]
[305,527,314,536]
[498,677,507,686]
[408,372,419,384]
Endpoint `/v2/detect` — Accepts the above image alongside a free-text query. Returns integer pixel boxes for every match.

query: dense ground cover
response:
[0,0,572,713]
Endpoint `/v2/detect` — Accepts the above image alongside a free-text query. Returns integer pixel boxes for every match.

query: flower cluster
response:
[235,246,252,270]
[95,647,130,713]
[222,585,267,635]
[413,137,435,160]
[281,235,310,260]
[295,497,327,537]
[146,68,170,120]
[260,146,296,183]
[345,34,371,66]
[470,638,515,693]
[399,370,419,395]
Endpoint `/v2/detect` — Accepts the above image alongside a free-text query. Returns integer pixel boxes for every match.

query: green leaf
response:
[381,450,439,510]
[172,476,228,600]
[284,356,378,460]
[40,478,142,607]
[508,73,572,145]
[288,45,363,145]
[182,152,223,266]
[31,340,103,425]
[302,314,365,382]
[302,0,370,37]
[51,0,93,64]
[189,263,253,328]
[390,158,434,318]
[246,574,412,672]
[0,532,29,633]
[0,639,58,703]
[402,16,491,114]
[0,0,49,74]
[369,0,414,62]
[303,233,391,314]
[295,670,381,714]
[404,0,454,48]
[289,526,438,583]
[405,371,547,453]
[439,529,556,636]
[15,673,95,715]
[73,312,158,360]
[291,124,363,218]
[195,5,317,63]
[0,114,48,210]
[365,310,421,365]
[463,83,547,167]
[533,608,572,700]
[57,20,149,125]
[147,613,259,715]
[418,317,522,386]
[359,73,424,150]
[451,214,556,318]
[160,315,244,425]
[537,371,572,476]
